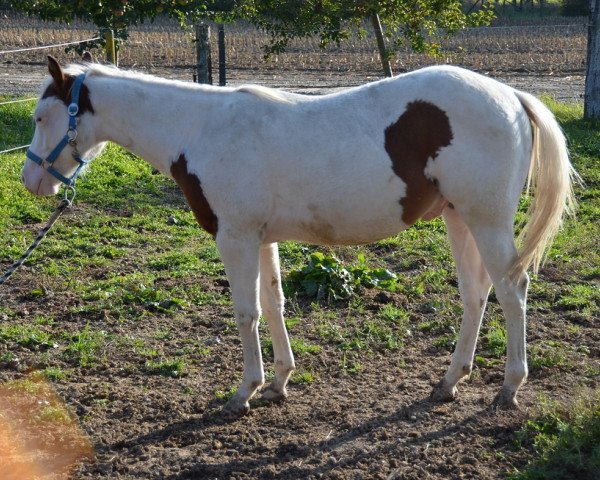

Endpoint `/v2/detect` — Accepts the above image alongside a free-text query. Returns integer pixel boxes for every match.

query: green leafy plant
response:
[286,252,397,301]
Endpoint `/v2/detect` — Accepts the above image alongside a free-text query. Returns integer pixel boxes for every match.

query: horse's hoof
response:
[491,387,519,410]
[261,384,288,403]
[222,397,250,418]
[431,378,457,402]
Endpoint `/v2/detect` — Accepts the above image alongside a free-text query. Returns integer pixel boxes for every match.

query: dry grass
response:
[0,13,586,78]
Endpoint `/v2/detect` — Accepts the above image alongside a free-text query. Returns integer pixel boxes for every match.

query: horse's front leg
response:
[216,227,264,416]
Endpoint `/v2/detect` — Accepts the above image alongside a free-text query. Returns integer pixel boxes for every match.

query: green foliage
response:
[11,0,236,53]
[246,0,495,58]
[11,1,494,66]
[510,389,600,480]
[286,252,396,301]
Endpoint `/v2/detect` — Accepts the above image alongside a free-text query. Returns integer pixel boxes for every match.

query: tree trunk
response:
[371,13,393,78]
[585,0,600,119]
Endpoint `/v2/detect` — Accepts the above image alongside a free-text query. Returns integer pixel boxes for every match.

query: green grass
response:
[510,388,600,480]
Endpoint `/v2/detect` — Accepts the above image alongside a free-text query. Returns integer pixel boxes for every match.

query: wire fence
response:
[0,97,37,105]
[0,37,100,55]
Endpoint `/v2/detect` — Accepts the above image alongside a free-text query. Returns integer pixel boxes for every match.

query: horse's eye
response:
[36,117,42,123]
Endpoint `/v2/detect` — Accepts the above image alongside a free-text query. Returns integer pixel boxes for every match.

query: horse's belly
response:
[263,190,449,246]
[264,195,409,245]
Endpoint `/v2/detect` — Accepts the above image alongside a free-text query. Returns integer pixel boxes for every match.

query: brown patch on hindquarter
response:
[384,100,453,225]
[170,154,218,236]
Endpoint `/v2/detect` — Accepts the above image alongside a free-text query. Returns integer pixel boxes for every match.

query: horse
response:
[22,56,577,417]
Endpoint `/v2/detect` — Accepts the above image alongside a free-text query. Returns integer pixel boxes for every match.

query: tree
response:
[244,0,495,76]
[12,0,494,77]
[10,0,236,54]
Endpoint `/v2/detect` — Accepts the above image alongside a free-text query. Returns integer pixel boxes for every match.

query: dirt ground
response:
[1,267,598,480]
[0,61,596,479]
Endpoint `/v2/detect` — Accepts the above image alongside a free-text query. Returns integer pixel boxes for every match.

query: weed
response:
[529,343,570,371]
[286,251,397,301]
[215,386,237,400]
[38,405,73,424]
[42,366,68,381]
[339,351,362,374]
[483,319,507,358]
[0,324,56,349]
[63,324,107,367]
[144,358,186,378]
[291,369,316,384]
[378,304,409,324]
[510,388,600,479]
[122,283,188,313]
[558,284,599,313]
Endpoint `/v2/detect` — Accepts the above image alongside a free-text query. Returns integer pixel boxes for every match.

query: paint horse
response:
[23,57,577,416]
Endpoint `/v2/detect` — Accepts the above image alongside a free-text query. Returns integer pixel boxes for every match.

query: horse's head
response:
[22,56,104,196]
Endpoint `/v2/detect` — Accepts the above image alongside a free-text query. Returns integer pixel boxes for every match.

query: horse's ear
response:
[47,55,65,87]
[82,51,94,63]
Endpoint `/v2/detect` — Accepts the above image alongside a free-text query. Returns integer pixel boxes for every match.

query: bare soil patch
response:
[0,261,598,479]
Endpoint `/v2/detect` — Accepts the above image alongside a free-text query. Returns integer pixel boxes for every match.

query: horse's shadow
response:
[106,394,506,480]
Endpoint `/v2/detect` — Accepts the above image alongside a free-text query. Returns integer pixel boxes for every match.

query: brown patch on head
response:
[170,154,218,236]
[42,56,94,115]
[384,100,453,225]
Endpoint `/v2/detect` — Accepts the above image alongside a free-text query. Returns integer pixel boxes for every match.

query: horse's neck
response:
[91,74,214,174]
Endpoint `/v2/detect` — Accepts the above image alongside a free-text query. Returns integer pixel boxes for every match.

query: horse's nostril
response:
[21,174,25,185]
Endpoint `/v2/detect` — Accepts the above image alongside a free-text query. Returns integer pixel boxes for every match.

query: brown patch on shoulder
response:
[170,154,218,236]
[384,100,453,225]
[42,75,94,116]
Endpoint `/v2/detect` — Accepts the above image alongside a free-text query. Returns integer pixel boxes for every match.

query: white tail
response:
[510,91,579,278]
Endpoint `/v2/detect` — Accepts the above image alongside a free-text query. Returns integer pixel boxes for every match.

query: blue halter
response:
[26,73,89,188]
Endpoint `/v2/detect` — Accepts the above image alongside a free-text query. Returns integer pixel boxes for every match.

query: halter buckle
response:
[67,103,79,116]
[67,128,78,144]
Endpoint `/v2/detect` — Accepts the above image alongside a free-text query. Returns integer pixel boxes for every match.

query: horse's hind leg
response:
[466,219,530,409]
[259,243,295,401]
[432,207,492,402]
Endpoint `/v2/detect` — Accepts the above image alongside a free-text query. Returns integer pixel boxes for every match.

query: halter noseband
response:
[26,73,88,189]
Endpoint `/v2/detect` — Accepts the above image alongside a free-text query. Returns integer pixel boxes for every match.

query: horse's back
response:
[201,66,532,245]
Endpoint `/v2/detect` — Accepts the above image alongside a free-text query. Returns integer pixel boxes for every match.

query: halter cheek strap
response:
[26,73,89,188]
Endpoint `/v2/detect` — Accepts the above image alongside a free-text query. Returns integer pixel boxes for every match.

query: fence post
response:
[218,24,226,86]
[585,0,600,119]
[105,29,117,65]
[196,22,212,84]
